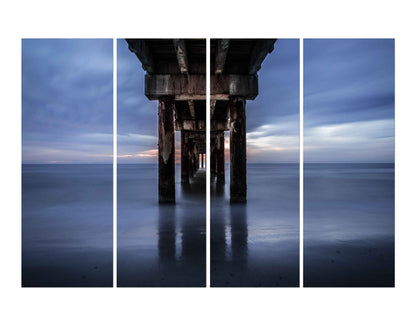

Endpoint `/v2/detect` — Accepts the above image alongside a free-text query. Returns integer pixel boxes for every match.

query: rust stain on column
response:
[229,96,247,202]
[158,96,175,203]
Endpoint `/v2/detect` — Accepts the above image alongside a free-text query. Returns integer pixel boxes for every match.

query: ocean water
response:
[23,163,389,287]
[117,164,206,287]
[211,163,300,287]
[22,164,113,287]
[304,163,395,287]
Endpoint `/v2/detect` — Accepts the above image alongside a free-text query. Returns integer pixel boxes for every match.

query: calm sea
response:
[22,163,391,287]
[22,164,113,287]
[211,163,300,287]
[304,163,394,287]
[117,164,206,287]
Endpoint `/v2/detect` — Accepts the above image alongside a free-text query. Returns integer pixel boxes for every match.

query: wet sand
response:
[304,237,394,287]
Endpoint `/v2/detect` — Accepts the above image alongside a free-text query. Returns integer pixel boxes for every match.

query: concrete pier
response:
[127,39,275,203]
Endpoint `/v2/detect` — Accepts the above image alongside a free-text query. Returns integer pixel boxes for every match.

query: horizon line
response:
[22,162,394,165]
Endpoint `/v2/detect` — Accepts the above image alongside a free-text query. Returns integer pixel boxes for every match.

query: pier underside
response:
[127,38,276,202]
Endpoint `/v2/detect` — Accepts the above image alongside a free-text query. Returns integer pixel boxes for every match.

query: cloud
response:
[304,119,394,162]
[304,39,394,162]
[117,39,300,164]
[246,119,299,163]
[22,39,113,163]
[118,149,158,158]
[246,39,300,136]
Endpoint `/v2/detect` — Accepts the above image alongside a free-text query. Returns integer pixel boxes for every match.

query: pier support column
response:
[189,141,194,178]
[229,96,247,202]
[181,131,189,184]
[158,96,175,203]
[216,131,225,185]
[210,141,217,180]
[191,153,195,177]
[193,146,198,174]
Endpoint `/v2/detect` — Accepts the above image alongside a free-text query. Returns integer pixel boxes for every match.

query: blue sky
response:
[246,39,299,163]
[304,39,395,163]
[117,39,160,162]
[117,39,300,163]
[22,39,113,164]
[22,39,392,164]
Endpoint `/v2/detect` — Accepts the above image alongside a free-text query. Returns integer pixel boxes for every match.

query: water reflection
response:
[211,206,226,264]
[180,175,206,198]
[211,164,300,287]
[211,203,248,267]
[230,204,248,268]
[215,183,225,196]
[158,206,176,264]
[117,165,206,287]
[158,169,206,283]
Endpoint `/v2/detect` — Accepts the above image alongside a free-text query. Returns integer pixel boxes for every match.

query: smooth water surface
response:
[117,164,206,287]
[304,163,394,287]
[22,164,113,287]
[211,163,300,287]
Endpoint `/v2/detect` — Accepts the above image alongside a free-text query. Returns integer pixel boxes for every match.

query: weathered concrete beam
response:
[175,120,205,131]
[214,75,258,100]
[175,119,229,131]
[187,132,205,140]
[173,39,189,74]
[211,120,228,131]
[145,74,204,100]
[145,74,258,100]
[126,39,155,74]
[248,39,276,74]
[215,39,230,74]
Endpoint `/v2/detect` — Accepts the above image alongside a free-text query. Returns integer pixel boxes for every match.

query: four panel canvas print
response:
[21,38,394,287]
